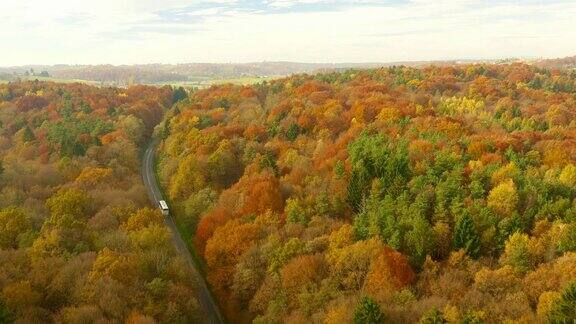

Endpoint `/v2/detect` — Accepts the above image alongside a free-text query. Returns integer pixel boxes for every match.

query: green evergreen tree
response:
[60,99,74,120]
[172,86,187,103]
[285,123,301,141]
[0,300,12,324]
[354,296,385,324]
[80,102,92,114]
[159,119,170,140]
[22,125,35,142]
[353,208,370,240]
[461,311,484,324]
[420,308,447,324]
[496,213,522,250]
[547,282,576,323]
[453,212,481,258]
[334,160,345,179]
[558,223,576,253]
[406,216,435,268]
[347,168,369,213]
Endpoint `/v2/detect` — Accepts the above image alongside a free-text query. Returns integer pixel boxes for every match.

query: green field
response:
[0,75,101,85]
[20,76,102,85]
[1,75,280,88]
[208,76,279,85]
[159,75,280,88]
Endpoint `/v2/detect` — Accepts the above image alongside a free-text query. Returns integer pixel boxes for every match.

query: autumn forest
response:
[1,62,576,323]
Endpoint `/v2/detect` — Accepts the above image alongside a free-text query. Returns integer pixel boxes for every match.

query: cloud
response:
[0,0,575,65]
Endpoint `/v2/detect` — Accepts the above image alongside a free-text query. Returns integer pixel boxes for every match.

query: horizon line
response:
[0,56,558,69]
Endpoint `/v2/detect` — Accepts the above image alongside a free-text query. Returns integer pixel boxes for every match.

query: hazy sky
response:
[1,0,576,66]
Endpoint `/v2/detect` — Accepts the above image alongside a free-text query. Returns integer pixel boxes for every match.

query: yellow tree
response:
[121,208,163,232]
[0,206,30,249]
[559,164,576,187]
[487,179,518,217]
[1,281,41,316]
[500,233,539,273]
[74,167,113,187]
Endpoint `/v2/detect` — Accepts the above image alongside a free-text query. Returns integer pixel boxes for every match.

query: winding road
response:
[142,139,225,324]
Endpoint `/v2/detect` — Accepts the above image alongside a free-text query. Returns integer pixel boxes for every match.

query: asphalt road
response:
[142,139,225,324]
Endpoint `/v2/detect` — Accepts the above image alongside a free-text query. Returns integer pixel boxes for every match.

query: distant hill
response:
[534,55,576,69]
[0,61,466,85]
[3,56,573,86]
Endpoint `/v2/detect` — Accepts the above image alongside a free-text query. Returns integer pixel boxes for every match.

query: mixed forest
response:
[1,62,576,324]
[157,63,576,323]
[0,82,201,322]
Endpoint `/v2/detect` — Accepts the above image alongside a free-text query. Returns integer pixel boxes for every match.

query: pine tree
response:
[354,296,385,324]
[23,125,35,142]
[172,86,187,103]
[348,167,370,213]
[353,209,370,240]
[547,282,576,323]
[558,223,576,253]
[420,308,447,324]
[285,123,301,141]
[453,212,481,258]
[496,213,522,251]
[0,300,12,324]
[348,170,362,212]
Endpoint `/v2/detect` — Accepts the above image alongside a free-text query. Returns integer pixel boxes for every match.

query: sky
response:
[1,0,576,66]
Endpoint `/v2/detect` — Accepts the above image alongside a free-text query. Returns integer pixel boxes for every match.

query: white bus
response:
[159,200,169,216]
